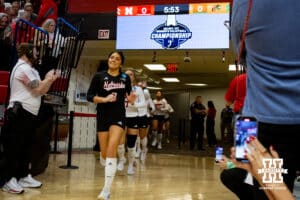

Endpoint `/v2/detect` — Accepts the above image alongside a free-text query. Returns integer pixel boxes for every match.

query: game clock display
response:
[116,2,230,50]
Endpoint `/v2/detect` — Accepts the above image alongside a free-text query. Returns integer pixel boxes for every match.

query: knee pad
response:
[126,134,137,148]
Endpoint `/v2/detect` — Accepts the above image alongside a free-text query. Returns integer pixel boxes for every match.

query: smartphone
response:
[234,116,258,162]
[215,147,223,163]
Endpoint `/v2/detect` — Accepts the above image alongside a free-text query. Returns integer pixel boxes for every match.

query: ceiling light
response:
[185,83,208,87]
[147,86,162,90]
[228,64,242,71]
[162,78,180,82]
[144,64,166,71]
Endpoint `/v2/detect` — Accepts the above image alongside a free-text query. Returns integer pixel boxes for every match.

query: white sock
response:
[103,158,117,193]
[136,136,141,153]
[157,133,163,144]
[127,147,135,167]
[100,152,106,167]
[152,130,157,137]
[141,137,148,151]
[117,144,125,161]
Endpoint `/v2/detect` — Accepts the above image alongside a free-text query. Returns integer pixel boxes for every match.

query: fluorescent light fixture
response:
[144,64,166,71]
[162,78,180,82]
[147,86,162,90]
[228,64,242,71]
[185,83,208,87]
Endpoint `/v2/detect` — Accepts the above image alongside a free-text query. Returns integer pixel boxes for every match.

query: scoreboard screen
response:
[116,3,230,50]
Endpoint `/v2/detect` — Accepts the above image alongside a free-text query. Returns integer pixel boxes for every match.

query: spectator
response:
[37,18,66,78]
[189,96,206,150]
[11,11,35,43]
[206,100,217,147]
[218,155,254,200]
[232,137,295,200]
[0,12,12,70]
[220,104,234,141]
[0,12,11,40]
[224,73,246,114]
[231,0,300,198]
[1,43,59,194]
[23,2,37,23]
[35,0,57,27]
[10,1,20,23]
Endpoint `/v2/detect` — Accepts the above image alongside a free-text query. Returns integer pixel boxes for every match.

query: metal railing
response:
[12,18,86,105]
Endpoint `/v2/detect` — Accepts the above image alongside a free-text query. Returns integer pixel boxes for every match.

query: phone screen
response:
[215,147,223,163]
[234,116,257,162]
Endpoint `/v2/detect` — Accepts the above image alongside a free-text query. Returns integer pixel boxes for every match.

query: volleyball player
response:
[117,69,146,175]
[87,51,135,200]
[162,103,174,144]
[151,91,169,149]
[136,80,153,162]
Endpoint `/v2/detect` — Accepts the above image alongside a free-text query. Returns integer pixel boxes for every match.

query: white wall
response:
[54,58,99,151]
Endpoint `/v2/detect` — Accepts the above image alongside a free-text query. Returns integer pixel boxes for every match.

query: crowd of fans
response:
[0,0,63,71]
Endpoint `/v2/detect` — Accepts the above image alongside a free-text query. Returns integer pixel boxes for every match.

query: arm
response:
[87,73,116,104]
[132,86,146,108]
[125,74,136,104]
[160,99,169,111]
[198,106,207,115]
[18,67,58,96]
[144,88,155,111]
[31,71,58,95]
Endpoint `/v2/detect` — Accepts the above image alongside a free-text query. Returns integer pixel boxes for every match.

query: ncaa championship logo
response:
[258,158,288,184]
[150,15,192,49]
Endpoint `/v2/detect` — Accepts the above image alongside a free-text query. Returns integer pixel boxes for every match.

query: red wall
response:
[68,0,232,14]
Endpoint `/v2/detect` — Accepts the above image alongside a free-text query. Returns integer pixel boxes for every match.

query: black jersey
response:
[87,71,131,118]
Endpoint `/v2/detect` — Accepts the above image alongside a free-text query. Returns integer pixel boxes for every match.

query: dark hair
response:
[97,59,108,72]
[108,51,125,65]
[207,100,215,108]
[17,43,34,59]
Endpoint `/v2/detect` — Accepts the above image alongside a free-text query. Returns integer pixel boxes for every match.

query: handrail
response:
[57,17,79,33]
[11,18,50,69]
[15,18,49,36]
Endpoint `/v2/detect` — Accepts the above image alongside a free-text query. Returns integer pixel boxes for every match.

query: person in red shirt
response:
[224,73,246,113]
[35,0,57,26]
[206,100,217,147]
[11,12,35,44]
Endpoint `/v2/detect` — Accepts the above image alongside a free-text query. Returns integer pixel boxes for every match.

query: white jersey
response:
[153,98,168,116]
[143,88,155,117]
[125,85,146,118]
[164,103,174,119]
[8,59,41,115]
